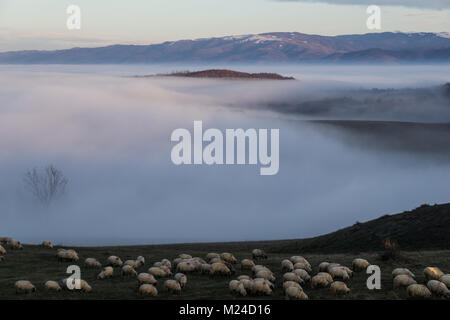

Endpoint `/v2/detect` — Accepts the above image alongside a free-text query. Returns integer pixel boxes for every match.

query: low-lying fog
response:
[1,64,450,246]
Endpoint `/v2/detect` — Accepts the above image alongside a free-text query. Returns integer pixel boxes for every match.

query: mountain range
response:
[0,32,449,64]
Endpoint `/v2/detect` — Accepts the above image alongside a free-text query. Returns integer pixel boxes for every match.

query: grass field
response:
[1,242,449,300]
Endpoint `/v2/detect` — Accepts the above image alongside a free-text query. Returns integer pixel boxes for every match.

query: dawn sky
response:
[0,0,449,51]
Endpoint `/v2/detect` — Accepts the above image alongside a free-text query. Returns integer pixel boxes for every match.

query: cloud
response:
[275,0,450,10]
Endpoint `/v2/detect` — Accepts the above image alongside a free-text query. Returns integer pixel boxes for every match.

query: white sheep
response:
[352,258,370,272]
[97,266,114,279]
[137,273,157,285]
[210,262,232,276]
[161,258,171,268]
[241,279,254,291]
[252,265,271,275]
[137,256,145,266]
[179,253,192,260]
[392,268,415,278]
[44,280,61,292]
[175,273,187,288]
[9,240,23,250]
[241,259,255,270]
[209,257,224,264]
[56,249,79,262]
[283,281,302,292]
[220,252,237,264]
[294,268,311,282]
[201,263,212,274]
[0,245,6,255]
[290,256,309,266]
[238,275,251,281]
[122,265,137,277]
[0,237,12,244]
[148,267,168,278]
[164,279,182,294]
[15,280,35,293]
[41,241,53,249]
[393,275,417,289]
[285,286,308,300]
[440,274,450,288]
[330,281,350,295]
[281,259,294,272]
[252,249,267,260]
[427,280,450,298]
[407,284,432,299]
[283,272,303,284]
[206,253,220,261]
[176,261,196,273]
[160,265,172,276]
[318,262,330,272]
[424,267,444,282]
[317,272,333,283]
[293,262,312,273]
[229,280,247,296]
[255,270,275,282]
[139,284,158,296]
[106,255,123,267]
[328,266,350,281]
[250,278,272,296]
[311,274,332,289]
[254,278,275,290]
[124,260,139,269]
[85,258,102,268]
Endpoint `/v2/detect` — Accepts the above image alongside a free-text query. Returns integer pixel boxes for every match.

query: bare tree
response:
[24,165,68,206]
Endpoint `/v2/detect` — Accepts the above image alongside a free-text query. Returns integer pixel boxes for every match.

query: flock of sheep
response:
[1,237,450,299]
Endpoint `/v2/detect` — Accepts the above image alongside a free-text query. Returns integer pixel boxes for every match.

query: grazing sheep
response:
[0,245,6,255]
[164,280,182,294]
[393,275,417,289]
[427,280,450,298]
[56,249,79,262]
[220,252,237,264]
[175,273,187,288]
[238,275,251,281]
[241,259,255,270]
[176,261,196,273]
[318,262,330,272]
[79,280,92,292]
[407,284,432,299]
[106,256,123,267]
[192,257,207,265]
[424,267,444,282]
[252,249,267,260]
[440,274,450,289]
[294,269,311,282]
[285,286,308,300]
[97,266,114,279]
[9,240,23,250]
[229,280,247,296]
[137,273,157,285]
[255,278,275,290]
[210,262,232,276]
[122,265,137,277]
[201,263,212,274]
[252,265,272,275]
[329,266,350,281]
[153,262,162,267]
[283,281,302,292]
[172,258,183,268]
[0,237,12,245]
[139,284,158,296]
[160,258,171,268]
[44,280,61,292]
[148,267,168,278]
[241,279,253,291]
[206,253,220,261]
[392,268,415,278]
[179,254,192,260]
[293,262,312,273]
[255,270,276,282]
[352,258,370,272]
[209,257,224,264]
[281,259,294,272]
[250,278,272,296]
[326,263,341,273]
[331,281,350,295]
[137,256,145,266]
[41,241,53,249]
[283,272,303,284]
[124,260,139,269]
[161,265,172,276]
[311,274,332,289]
[85,258,102,268]
[290,256,309,265]
[317,272,333,283]
[15,280,36,294]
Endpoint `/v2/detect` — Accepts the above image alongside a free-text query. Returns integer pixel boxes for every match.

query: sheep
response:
[139,284,158,296]
[44,280,61,292]
[326,263,342,273]
[220,252,237,264]
[392,268,415,279]
[153,262,162,267]
[209,257,224,264]
[137,273,157,285]
[192,257,207,265]
[290,256,309,265]
[106,255,123,267]
[97,266,114,279]
[352,258,370,272]
[254,278,275,290]
[9,240,23,250]
[79,280,92,292]
[250,278,272,296]
[164,279,182,294]
[255,270,276,282]
[293,262,312,273]
[210,262,232,276]
[206,253,220,261]
[229,280,247,296]
[179,253,192,260]
[172,258,183,268]
[84,258,102,268]
[61,278,90,292]
[175,273,187,288]
[161,258,171,268]
[252,265,271,275]
[160,265,172,276]
[283,272,304,285]
[0,245,6,255]
[317,272,333,283]
[440,274,450,288]
[124,260,139,269]
[283,281,302,292]
[331,281,350,295]
[393,275,417,289]
[318,262,330,272]
[201,263,211,274]
[148,267,168,278]
[424,267,444,282]
[252,249,267,260]
[238,275,251,281]
[56,249,79,262]
[329,266,350,281]
[41,241,53,249]
[0,237,12,244]
[15,280,36,293]
[427,280,450,298]
[241,279,254,291]
[311,274,332,289]
[176,261,196,274]
[281,259,294,272]
[407,284,432,299]
[122,265,137,277]
[241,259,255,270]
[137,256,145,266]
[294,269,311,282]
[285,286,308,300]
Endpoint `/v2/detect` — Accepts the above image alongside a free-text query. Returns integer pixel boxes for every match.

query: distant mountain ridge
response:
[1,32,450,64]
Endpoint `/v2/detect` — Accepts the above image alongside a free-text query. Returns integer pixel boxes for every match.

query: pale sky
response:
[0,0,449,51]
